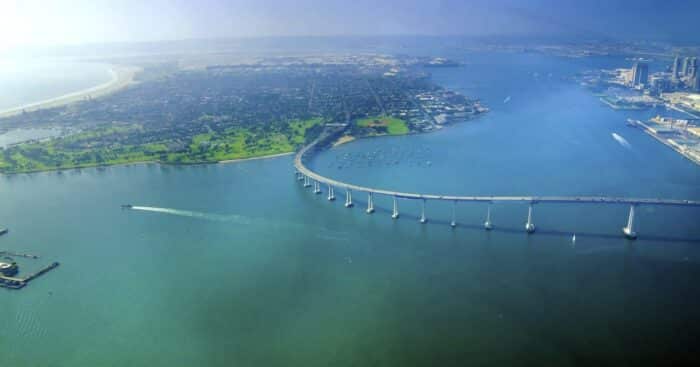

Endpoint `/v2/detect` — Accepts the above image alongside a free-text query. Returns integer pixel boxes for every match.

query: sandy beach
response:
[332,135,356,147]
[0,65,141,118]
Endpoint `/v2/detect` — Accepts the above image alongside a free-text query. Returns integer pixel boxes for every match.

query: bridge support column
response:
[419,199,427,224]
[327,185,335,201]
[622,204,637,239]
[392,196,399,219]
[313,181,321,194]
[345,189,353,208]
[297,171,304,181]
[484,203,493,230]
[525,203,535,233]
[366,192,375,214]
[450,201,457,227]
[303,175,311,188]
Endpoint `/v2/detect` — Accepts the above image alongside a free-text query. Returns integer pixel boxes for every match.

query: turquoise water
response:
[0,59,112,111]
[1,51,700,366]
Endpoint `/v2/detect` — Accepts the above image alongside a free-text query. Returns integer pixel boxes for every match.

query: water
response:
[1,50,700,366]
[0,58,112,112]
[0,128,65,148]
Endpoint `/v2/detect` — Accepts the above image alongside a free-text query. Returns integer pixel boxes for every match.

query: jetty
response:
[0,250,40,259]
[0,262,60,290]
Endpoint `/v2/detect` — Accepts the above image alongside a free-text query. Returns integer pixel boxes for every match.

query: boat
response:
[572,233,576,244]
[121,204,133,209]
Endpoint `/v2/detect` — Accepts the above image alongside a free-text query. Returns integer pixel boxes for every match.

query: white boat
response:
[572,234,576,244]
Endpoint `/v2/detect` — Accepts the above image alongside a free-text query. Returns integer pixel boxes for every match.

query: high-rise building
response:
[650,75,670,93]
[632,62,649,86]
[682,57,691,76]
[690,57,698,78]
[694,72,700,92]
[672,55,682,81]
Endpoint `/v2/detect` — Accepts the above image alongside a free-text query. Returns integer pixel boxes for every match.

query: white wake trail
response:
[130,206,250,224]
[611,132,631,149]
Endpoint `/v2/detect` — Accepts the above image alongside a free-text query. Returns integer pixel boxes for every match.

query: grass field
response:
[0,118,324,173]
[357,116,409,135]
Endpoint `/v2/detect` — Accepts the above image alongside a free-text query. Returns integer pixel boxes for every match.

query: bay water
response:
[1,50,699,366]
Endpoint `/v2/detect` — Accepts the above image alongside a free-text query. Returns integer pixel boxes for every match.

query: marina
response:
[1,232,59,290]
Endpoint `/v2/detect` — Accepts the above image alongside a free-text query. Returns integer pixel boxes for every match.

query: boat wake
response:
[611,132,631,149]
[130,206,250,224]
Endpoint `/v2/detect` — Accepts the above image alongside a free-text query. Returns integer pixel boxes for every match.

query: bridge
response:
[294,137,700,239]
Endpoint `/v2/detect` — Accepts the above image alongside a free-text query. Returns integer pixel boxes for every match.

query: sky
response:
[0,0,698,50]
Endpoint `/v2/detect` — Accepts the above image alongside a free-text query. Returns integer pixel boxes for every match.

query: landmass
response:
[0,54,486,174]
[578,53,700,165]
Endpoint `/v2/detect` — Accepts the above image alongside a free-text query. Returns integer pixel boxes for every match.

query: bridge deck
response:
[294,140,700,207]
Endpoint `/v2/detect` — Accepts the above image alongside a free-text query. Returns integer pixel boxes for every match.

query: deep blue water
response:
[1,50,700,366]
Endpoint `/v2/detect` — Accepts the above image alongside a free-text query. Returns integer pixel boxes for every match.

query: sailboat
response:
[572,233,576,244]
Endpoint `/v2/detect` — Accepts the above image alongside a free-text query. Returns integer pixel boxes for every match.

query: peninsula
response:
[0,55,486,174]
[0,65,140,119]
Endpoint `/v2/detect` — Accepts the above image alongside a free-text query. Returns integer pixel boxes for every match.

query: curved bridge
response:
[294,138,700,239]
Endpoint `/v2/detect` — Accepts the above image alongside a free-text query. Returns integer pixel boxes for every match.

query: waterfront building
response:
[0,261,19,277]
[632,62,649,86]
[694,72,700,92]
[682,57,691,76]
[650,75,671,93]
[672,55,682,81]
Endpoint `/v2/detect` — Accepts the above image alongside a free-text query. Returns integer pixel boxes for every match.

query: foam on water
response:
[130,206,250,224]
[611,132,631,149]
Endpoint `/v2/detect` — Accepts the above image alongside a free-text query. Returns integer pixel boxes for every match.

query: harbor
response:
[1,229,60,290]
[627,118,700,166]
[0,260,59,290]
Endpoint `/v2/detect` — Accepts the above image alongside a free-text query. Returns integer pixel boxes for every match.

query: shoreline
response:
[0,151,295,176]
[218,151,294,164]
[0,65,141,119]
[630,120,700,166]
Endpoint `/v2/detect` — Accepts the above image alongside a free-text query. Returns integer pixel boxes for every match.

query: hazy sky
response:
[1,0,697,50]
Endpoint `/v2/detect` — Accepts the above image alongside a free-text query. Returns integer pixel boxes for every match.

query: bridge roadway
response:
[294,139,700,208]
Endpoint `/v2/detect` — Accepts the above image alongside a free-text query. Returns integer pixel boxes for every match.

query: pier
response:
[0,262,59,290]
[294,136,700,239]
[0,250,40,259]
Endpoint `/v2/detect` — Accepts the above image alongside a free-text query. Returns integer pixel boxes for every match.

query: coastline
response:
[0,151,296,176]
[0,65,141,119]
[218,152,294,164]
[630,119,700,166]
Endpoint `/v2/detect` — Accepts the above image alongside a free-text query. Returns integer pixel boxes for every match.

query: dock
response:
[629,119,700,166]
[0,262,60,290]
